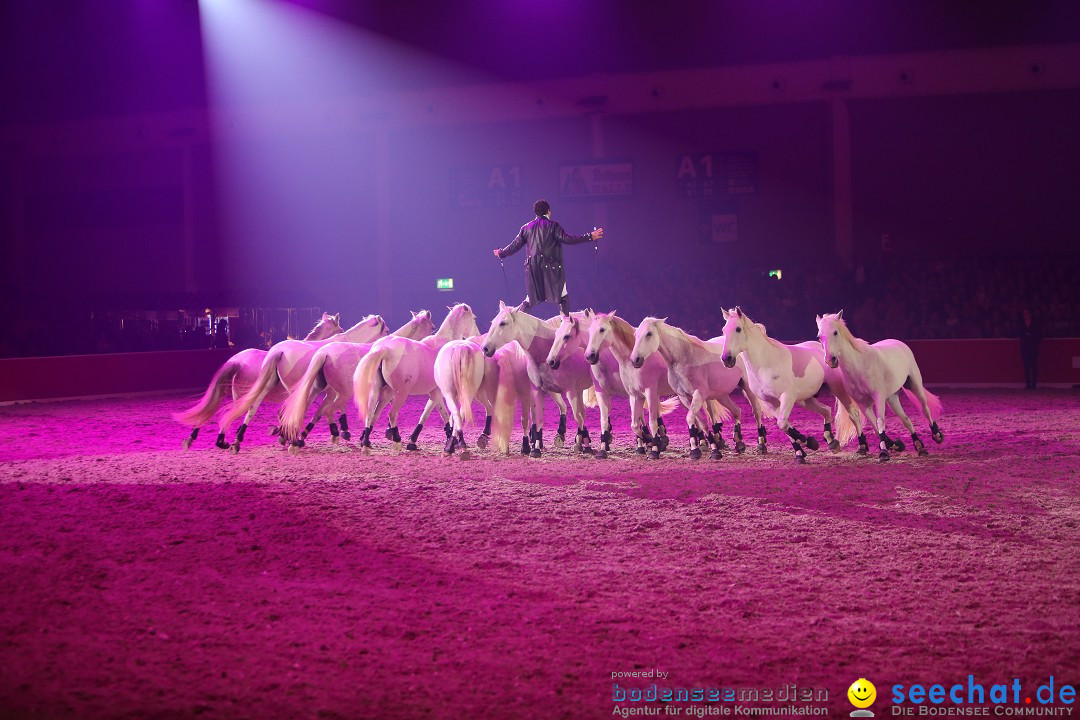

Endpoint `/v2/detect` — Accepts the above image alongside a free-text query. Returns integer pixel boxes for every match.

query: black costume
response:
[1019,313,1041,389]
[497,215,593,314]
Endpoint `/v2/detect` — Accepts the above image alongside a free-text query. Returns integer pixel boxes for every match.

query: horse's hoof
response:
[362,446,371,456]
[392,441,402,452]
[554,435,565,448]
[596,449,608,460]
[341,431,351,442]
[216,441,229,450]
[579,444,594,455]
[230,443,240,454]
[795,453,806,464]
[709,450,722,461]
[892,440,906,452]
[635,446,646,455]
[805,436,819,451]
[530,449,542,458]
[856,447,869,456]
[295,438,305,448]
[734,440,746,454]
[828,439,841,453]
[648,450,661,460]
[331,435,340,445]
[444,438,456,454]
[182,438,193,450]
[716,438,729,451]
[288,443,301,454]
[459,451,473,461]
[689,448,702,461]
[657,436,670,452]
[476,434,489,450]
[918,448,929,457]
[383,428,394,441]
[757,444,768,455]
[878,451,890,462]
[933,431,945,444]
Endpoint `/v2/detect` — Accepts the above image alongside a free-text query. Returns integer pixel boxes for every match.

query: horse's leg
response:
[800,396,832,453]
[774,393,808,463]
[886,394,924,455]
[405,396,439,451]
[442,391,462,456]
[629,392,649,457]
[570,391,592,454]
[714,394,742,458]
[529,388,545,458]
[643,387,665,456]
[594,388,613,459]
[360,387,391,453]
[229,382,276,453]
[520,393,533,455]
[869,395,893,462]
[742,387,768,454]
[550,392,568,448]
[686,391,706,461]
[905,376,945,444]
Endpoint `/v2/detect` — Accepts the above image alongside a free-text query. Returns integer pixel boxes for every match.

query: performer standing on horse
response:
[493,199,604,314]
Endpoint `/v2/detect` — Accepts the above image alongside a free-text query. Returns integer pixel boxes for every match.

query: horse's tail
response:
[220,351,281,428]
[279,350,327,442]
[451,344,483,428]
[582,384,598,409]
[173,357,240,427]
[491,351,518,454]
[658,396,682,417]
[354,343,389,428]
[707,398,732,424]
[904,387,944,419]
[834,399,858,446]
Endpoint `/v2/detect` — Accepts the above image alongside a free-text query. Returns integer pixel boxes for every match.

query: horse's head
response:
[444,303,480,340]
[546,313,583,369]
[312,312,343,339]
[720,306,751,368]
[631,316,665,369]
[482,301,519,357]
[584,309,613,365]
[393,309,434,339]
[815,310,844,369]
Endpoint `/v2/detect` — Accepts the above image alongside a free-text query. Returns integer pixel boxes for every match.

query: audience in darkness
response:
[0,255,1076,358]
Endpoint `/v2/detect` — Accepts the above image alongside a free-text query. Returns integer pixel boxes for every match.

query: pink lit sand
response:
[1,389,1078,718]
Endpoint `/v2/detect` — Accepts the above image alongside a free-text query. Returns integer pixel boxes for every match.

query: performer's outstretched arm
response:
[494,229,526,259]
[556,225,604,246]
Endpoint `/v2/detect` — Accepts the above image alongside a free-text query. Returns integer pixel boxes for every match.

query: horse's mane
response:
[343,314,380,332]
[436,304,469,335]
[605,314,636,353]
[833,315,870,354]
[648,317,709,353]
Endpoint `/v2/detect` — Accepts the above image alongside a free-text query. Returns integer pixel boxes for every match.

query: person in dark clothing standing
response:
[493,199,604,314]
[1018,308,1041,389]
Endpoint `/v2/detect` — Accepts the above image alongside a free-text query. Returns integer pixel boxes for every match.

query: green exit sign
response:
[436,278,454,291]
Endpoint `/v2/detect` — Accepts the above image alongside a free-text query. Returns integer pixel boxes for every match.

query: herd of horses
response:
[175,302,945,463]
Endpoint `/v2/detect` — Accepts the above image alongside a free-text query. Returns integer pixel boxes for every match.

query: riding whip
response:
[593,227,601,295]
[499,257,511,299]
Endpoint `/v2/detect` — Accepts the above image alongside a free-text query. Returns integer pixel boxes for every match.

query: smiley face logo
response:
[848,678,877,709]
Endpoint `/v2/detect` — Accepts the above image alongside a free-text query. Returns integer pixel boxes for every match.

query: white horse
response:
[216,314,388,452]
[354,303,480,451]
[433,336,525,458]
[630,317,766,460]
[720,306,859,463]
[278,310,435,448]
[481,302,597,458]
[816,311,944,461]
[547,311,681,458]
[175,312,343,449]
